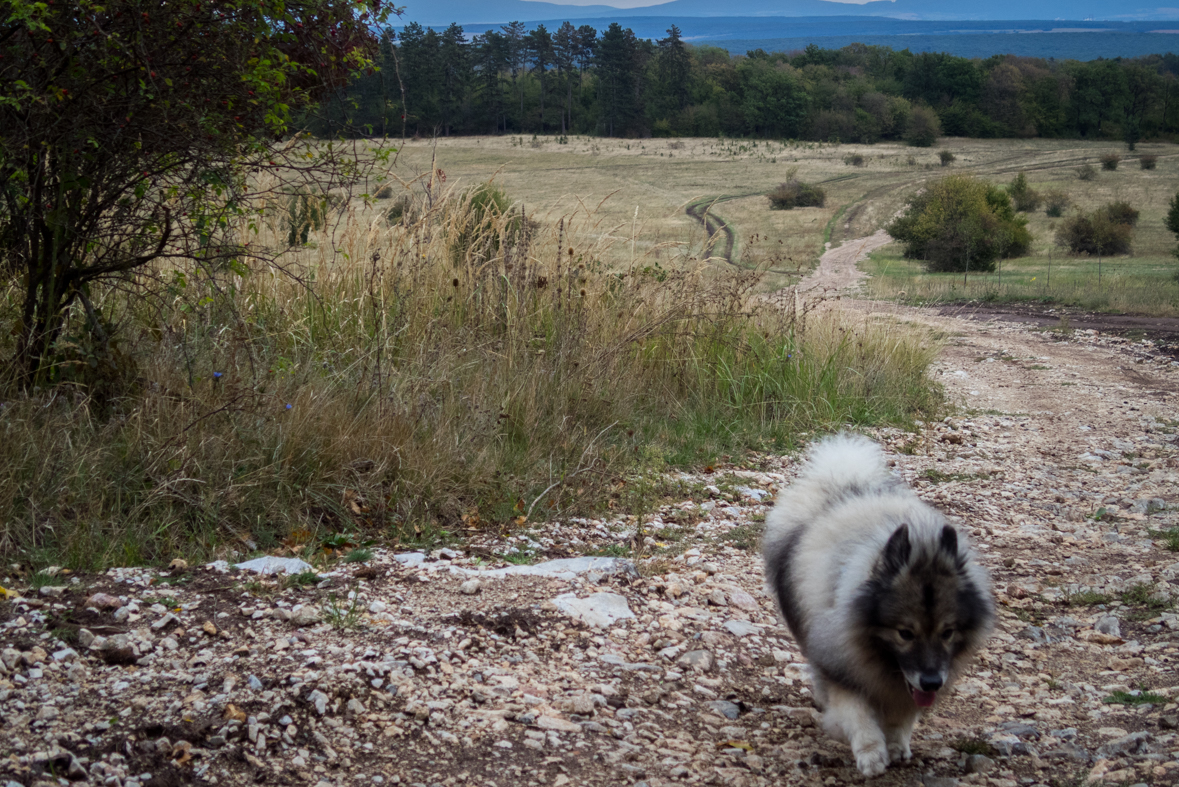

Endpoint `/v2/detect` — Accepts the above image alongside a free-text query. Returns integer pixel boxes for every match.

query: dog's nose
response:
[920,674,944,692]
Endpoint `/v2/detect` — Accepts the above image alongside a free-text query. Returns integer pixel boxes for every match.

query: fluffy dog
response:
[763,433,993,777]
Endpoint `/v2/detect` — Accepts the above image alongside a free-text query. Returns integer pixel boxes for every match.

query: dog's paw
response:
[854,746,890,777]
[887,741,912,762]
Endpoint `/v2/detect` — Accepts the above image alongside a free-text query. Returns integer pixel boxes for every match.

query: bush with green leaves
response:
[1056,202,1139,256]
[1007,172,1041,213]
[904,106,941,147]
[1043,190,1071,218]
[1077,164,1097,181]
[938,150,956,166]
[887,175,1031,273]
[1166,191,1179,259]
[767,180,827,210]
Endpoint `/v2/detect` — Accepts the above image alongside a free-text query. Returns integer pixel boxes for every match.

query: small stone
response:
[346,698,365,716]
[248,674,263,691]
[727,590,759,612]
[169,558,189,571]
[676,649,714,672]
[1159,715,1178,730]
[368,600,387,614]
[38,585,66,598]
[706,700,740,720]
[77,629,96,649]
[965,754,995,774]
[1095,616,1121,638]
[724,619,758,637]
[706,589,727,606]
[460,580,481,595]
[536,715,582,733]
[202,620,218,636]
[553,592,634,629]
[290,606,320,627]
[308,690,329,716]
[85,593,121,610]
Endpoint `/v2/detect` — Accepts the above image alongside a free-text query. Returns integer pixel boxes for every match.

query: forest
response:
[314,21,1179,144]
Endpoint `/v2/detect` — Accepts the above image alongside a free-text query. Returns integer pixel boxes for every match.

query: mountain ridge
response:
[400,0,1179,26]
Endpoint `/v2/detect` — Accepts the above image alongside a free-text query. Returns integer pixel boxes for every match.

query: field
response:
[393,134,1179,315]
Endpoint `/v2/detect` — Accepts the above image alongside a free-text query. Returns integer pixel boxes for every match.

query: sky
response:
[518,0,873,5]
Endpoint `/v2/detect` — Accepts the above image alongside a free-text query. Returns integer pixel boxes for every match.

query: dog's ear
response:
[939,525,959,557]
[881,523,911,577]
[939,524,967,568]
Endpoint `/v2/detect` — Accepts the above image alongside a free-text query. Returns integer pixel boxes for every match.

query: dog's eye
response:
[898,629,915,641]
[941,628,955,640]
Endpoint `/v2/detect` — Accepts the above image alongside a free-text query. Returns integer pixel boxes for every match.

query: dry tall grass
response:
[0,175,941,567]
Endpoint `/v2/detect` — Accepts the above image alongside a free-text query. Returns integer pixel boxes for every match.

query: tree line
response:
[314,22,1179,144]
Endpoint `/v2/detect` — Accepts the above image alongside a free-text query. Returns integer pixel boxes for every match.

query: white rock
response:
[234,556,315,576]
[460,580,481,595]
[535,715,582,733]
[553,592,635,629]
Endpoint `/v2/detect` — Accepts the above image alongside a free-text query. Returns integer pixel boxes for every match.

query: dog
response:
[763,433,993,777]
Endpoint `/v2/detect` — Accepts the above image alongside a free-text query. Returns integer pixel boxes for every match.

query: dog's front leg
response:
[885,714,917,763]
[821,685,889,777]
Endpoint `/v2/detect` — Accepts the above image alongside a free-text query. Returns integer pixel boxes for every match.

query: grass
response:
[1150,527,1179,552]
[1103,689,1168,706]
[1062,588,1111,607]
[921,469,990,483]
[951,738,998,756]
[0,139,952,569]
[859,141,1179,316]
[323,593,363,630]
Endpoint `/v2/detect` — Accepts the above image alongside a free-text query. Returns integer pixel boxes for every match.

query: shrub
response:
[905,106,941,147]
[1168,191,1179,259]
[1056,202,1138,256]
[767,180,826,210]
[1043,190,1071,218]
[1100,152,1120,171]
[1007,172,1041,213]
[375,184,396,199]
[939,150,956,166]
[906,155,917,166]
[843,153,866,167]
[1102,201,1140,227]
[1077,164,1097,181]
[1140,154,1158,170]
[887,175,1031,273]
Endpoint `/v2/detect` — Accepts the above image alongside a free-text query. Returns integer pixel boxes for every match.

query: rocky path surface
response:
[3,239,1179,787]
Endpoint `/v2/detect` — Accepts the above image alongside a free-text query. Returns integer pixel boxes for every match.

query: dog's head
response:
[859,523,992,708]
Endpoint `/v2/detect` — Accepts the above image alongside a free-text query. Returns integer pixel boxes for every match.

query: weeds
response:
[1100,152,1120,171]
[323,593,363,630]
[1149,527,1179,551]
[1062,588,1111,607]
[1103,689,1167,706]
[938,150,955,166]
[1139,154,1158,170]
[951,738,998,756]
[283,570,322,589]
[0,165,941,568]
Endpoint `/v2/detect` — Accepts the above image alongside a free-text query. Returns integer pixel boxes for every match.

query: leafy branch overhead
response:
[0,0,395,385]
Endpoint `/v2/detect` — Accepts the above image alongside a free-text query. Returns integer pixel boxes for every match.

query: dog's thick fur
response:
[763,434,993,777]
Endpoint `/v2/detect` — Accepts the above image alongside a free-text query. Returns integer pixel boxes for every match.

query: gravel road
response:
[2,235,1178,787]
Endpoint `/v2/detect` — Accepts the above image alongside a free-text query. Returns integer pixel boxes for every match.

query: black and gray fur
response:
[763,433,993,777]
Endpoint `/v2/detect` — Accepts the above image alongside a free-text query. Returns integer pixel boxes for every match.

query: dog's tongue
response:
[912,689,937,708]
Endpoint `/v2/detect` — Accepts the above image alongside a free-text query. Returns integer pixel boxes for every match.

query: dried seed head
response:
[568,247,574,256]
[579,288,587,297]
[452,278,459,287]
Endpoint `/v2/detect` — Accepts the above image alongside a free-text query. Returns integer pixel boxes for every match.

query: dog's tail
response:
[798,432,891,498]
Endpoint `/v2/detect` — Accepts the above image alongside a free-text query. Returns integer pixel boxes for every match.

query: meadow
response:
[4,132,1175,568]
[392,135,1179,315]
[0,147,941,568]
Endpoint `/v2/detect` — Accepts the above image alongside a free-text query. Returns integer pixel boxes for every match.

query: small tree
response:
[1043,190,1071,218]
[905,106,941,147]
[1166,191,1179,259]
[0,0,392,387]
[767,180,826,210]
[938,150,956,166]
[1007,172,1041,213]
[1056,202,1138,256]
[887,175,1030,273]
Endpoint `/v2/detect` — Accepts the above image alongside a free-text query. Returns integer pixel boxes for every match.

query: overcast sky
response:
[519,0,872,5]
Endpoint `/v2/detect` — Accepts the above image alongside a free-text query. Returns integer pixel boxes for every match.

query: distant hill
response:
[400,0,1179,26]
